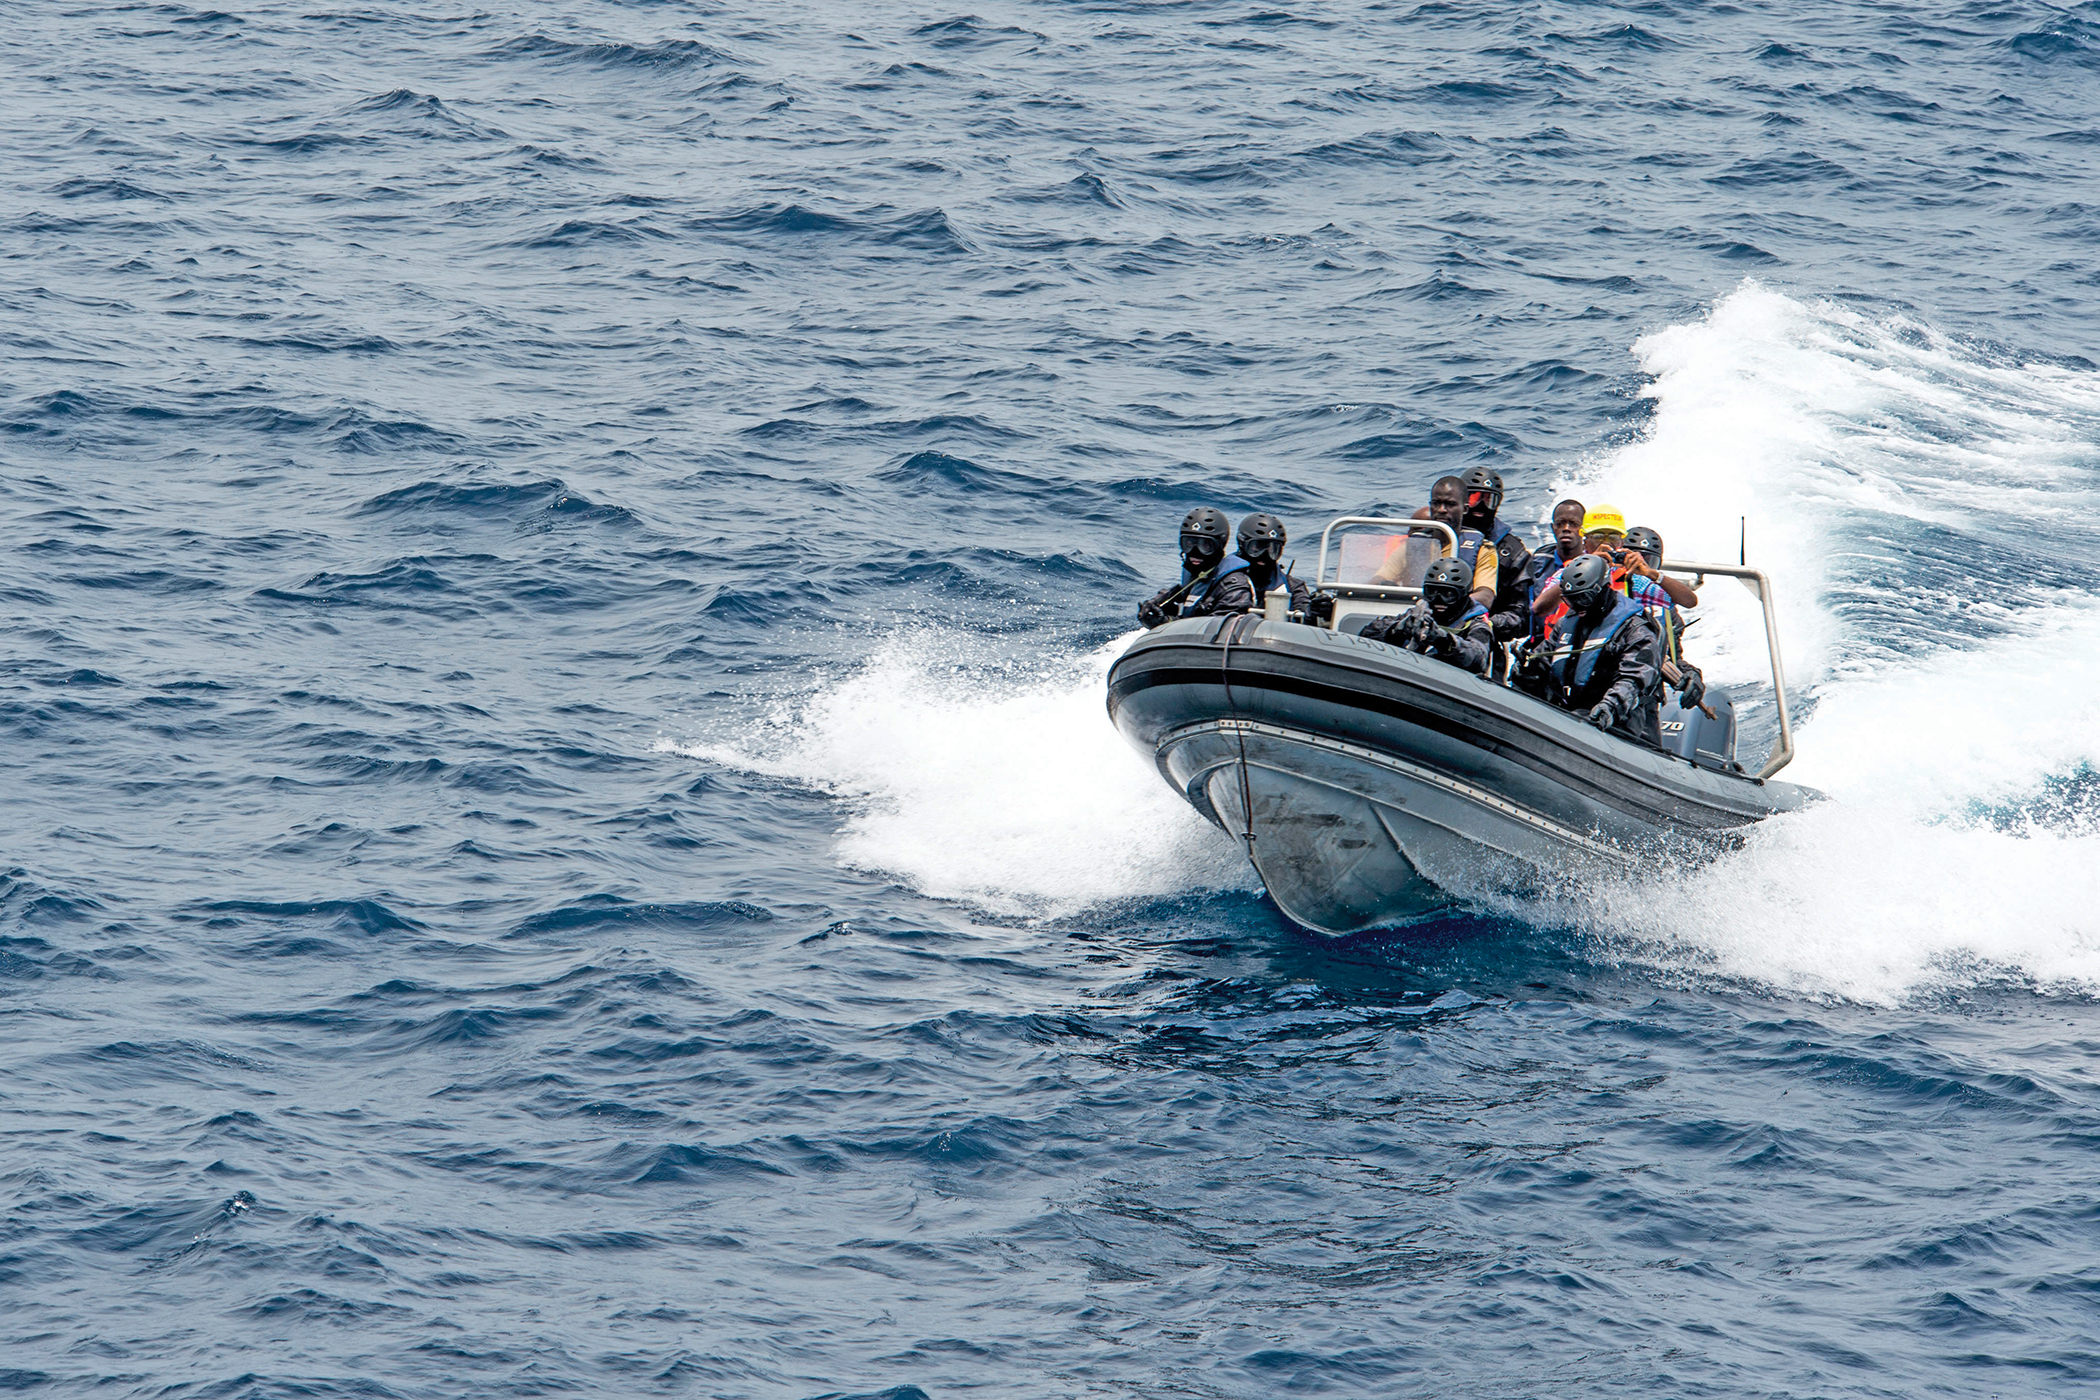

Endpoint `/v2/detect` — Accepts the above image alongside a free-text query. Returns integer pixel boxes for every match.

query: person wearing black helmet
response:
[1619,525,1699,610]
[1458,465,1534,670]
[1458,467,1532,618]
[1193,512,1311,617]
[1137,507,1247,628]
[1359,557,1494,676]
[1522,553,1662,744]
[1621,524,1706,711]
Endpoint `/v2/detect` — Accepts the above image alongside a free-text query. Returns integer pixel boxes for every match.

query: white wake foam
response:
[662,632,1244,916]
[1552,281,2100,685]
[1523,601,2100,1003]
[1551,282,2100,1000]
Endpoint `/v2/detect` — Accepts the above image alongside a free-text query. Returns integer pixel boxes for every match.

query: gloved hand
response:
[1304,590,1337,624]
[1677,662,1706,711]
[1504,641,1546,697]
[1586,701,1617,731]
[1491,609,1527,643]
[1424,624,1455,656]
[1137,598,1168,628]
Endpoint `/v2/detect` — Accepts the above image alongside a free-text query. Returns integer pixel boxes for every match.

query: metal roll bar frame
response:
[1312,519,1796,781]
[1659,560,1794,779]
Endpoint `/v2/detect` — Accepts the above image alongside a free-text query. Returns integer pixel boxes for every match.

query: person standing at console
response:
[1457,466,1532,637]
[1456,466,1532,673]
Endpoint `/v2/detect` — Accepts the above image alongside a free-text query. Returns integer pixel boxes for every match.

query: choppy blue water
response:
[6,2,2100,1395]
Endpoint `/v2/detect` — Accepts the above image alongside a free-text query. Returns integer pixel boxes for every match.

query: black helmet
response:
[1179,507,1230,564]
[1421,556,1472,622]
[1459,465,1502,517]
[1237,512,1287,565]
[1623,525,1664,569]
[1560,553,1613,613]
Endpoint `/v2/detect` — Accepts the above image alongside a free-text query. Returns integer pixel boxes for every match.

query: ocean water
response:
[5,1,2100,1395]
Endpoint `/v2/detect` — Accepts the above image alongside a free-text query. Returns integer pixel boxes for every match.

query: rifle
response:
[1657,617,1716,719]
[1401,600,1453,652]
[1144,561,1220,623]
[1660,659,1718,721]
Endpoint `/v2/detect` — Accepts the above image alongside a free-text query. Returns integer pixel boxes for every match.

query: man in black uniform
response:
[1519,553,1663,744]
[1137,507,1244,627]
[1194,513,1310,617]
[1359,558,1494,676]
[1458,465,1533,670]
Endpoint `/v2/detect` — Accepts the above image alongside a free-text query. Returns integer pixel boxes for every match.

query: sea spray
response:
[1553,281,2100,684]
[665,630,1246,915]
[1567,596,2100,1001]
[1546,283,2100,999]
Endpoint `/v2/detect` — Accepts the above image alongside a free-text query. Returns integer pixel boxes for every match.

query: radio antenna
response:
[1739,516,1746,566]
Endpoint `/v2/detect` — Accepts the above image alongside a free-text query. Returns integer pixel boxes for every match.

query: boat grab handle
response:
[1659,559,1794,780]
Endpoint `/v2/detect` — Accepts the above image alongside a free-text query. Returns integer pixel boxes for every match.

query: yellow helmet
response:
[1582,504,1626,537]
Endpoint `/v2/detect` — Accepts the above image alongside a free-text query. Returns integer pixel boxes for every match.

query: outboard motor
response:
[1659,688,1738,773]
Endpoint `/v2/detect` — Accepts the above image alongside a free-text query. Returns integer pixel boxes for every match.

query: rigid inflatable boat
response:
[1105,517,1816,935]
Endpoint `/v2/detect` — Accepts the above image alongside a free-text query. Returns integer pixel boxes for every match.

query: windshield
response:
[1319,519,1449,588]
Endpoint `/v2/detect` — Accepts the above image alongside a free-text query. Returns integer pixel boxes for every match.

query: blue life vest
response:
[1249,566,1304,608]
[1546,594,1643,708]
[1478,518,1534,619]
[1454,528,1485,581]
[1525,545,1571,592]
[1486,519,1529,581]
